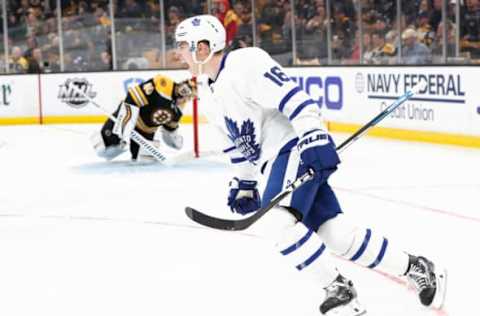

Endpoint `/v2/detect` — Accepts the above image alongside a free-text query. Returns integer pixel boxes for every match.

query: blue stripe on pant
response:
[262,146,342,232]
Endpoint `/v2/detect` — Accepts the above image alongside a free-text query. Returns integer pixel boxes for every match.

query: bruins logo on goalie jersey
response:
[152,109,173,125]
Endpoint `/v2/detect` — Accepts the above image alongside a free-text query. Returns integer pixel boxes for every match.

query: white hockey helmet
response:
[175,15,226,63]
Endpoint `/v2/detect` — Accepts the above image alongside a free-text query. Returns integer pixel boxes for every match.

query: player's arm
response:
[246,48,324,137]
[248,48,340,182]
[223,144,260,215]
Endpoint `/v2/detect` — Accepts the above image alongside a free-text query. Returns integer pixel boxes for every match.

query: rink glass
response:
[0,0,474,73]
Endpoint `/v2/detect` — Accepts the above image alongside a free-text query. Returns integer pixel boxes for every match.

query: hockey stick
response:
[185,81,427,231]
[69,83,170,164]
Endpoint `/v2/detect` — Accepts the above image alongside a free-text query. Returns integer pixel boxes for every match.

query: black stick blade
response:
[185,207,239,230]
[185,206,269,231]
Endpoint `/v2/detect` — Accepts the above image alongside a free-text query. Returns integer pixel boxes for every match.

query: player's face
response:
[175,41,212,75]
[175,41,194,68]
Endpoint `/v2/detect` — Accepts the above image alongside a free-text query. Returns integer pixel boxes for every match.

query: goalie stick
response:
[185,81,427,231]
[69,83,170,165]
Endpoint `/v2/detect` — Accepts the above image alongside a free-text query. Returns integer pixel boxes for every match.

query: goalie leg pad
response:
[90,131,126,160]
[112,102,140,141]
[137,139,162,162]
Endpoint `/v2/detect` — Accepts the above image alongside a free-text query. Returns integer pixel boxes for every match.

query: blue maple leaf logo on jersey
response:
[225,117,261,164]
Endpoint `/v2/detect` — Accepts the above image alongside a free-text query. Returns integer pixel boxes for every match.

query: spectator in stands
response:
[364,30,396,64]
[416,11,435,47]
[258,0,287,54]
[212,0,239,46]
[429,0,444,33]
[385,29,400,60]
[145,0,161,25]
[403,0,421,26]
[165,0,200,16]
[418,0,431,17]
[165,6,184,48]
[372,12,390,34]
[401,28,432,64]
[93,5,111,27]
[461,0,480,59]
[95,50,112,70]
[374,0,396,26]
[350,31,373,64]
[331,32,351,62]
[431,21,457,62]
[9,46,28,73]
[45,47,61,73]
[331,2,355,60]
[117,0,143,18]
[295,2,327,65]
[27,47,43,73]
[23,35,38,58]
[231,1,255,49]
[25,7,42,37]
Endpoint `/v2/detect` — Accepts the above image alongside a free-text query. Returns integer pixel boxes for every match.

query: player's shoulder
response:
[226,47,272,68]
[228,47,271,60]
[151,74,175,99]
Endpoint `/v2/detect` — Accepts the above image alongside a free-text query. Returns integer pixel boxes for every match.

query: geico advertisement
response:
[0,75,37,117]
[289,67,479,135]
[40,70,191,116]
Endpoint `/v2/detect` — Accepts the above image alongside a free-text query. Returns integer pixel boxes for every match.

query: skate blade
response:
[431,267,447,309]
[324,299,367,316]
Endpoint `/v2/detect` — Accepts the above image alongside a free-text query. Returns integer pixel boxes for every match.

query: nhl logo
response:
[58,78,97,108]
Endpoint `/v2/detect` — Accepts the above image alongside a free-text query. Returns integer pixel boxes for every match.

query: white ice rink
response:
[0,123,478,316]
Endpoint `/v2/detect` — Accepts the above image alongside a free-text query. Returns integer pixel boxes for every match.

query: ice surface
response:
[0,123,478,316]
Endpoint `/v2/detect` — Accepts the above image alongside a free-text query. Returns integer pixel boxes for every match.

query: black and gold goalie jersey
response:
[125,74,193,134]
[100,74,195,159]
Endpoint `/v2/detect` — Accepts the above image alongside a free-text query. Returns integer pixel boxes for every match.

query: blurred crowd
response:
[2,0,480,74]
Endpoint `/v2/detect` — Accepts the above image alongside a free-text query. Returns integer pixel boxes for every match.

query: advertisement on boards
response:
[40,70,191,118]
[289,67,478,137]
[0,75,38,119]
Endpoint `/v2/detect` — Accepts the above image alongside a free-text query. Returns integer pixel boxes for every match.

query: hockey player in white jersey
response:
[175,15,446,315]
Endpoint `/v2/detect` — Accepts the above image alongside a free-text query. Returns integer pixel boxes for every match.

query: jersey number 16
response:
[264,66,290,87]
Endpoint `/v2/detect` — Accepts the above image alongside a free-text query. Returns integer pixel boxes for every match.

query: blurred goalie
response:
[91,75,196,161]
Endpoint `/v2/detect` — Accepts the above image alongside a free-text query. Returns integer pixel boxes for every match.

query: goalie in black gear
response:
[91,75,196,161]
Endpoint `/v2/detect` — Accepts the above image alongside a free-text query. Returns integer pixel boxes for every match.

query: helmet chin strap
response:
[192,48,215,75]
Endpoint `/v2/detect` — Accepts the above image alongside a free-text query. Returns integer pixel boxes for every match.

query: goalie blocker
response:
[92,75,196,161]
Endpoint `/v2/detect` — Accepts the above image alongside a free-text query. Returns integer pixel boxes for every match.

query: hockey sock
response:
[316,214,409,277]
[254,207,340,288]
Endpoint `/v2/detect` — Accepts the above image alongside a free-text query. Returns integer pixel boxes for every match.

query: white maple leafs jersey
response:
[199,47,326,179]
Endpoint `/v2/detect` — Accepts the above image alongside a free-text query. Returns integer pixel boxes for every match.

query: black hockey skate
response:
[319,274,366,316]
[406,255,447,309]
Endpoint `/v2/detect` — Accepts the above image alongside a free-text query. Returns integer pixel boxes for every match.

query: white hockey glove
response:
[160,127,183,150]
[112,102,140,142]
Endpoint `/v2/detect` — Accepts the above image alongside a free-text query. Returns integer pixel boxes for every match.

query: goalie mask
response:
[175,15,226,64]
[174,79,197,108]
